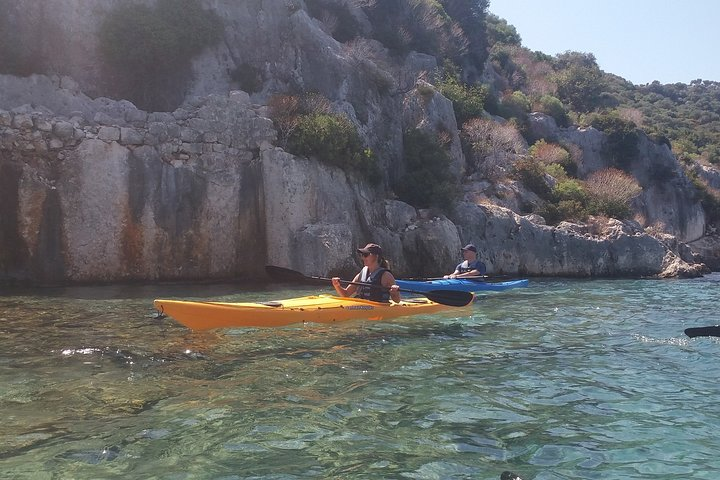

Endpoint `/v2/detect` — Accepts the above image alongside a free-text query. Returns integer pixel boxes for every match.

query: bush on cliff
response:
[513,159,553,201]
[462,118,526,175]
[286,113,381,182]
[499,90,531,122]
[395,129,458,211]
[589,112,640,171]
[529,140,577,177]
[686,169,720,224]
[534,95,571,127]
[527,167,642,224]
[437,66,488,127]
[585,168,642,219]
[553,54,605,113]
[98,0,222,111]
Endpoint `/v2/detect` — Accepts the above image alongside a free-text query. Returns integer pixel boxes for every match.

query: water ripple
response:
[1,278,720,478]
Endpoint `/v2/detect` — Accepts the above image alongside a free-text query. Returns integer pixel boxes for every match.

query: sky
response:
[487,0,720,85]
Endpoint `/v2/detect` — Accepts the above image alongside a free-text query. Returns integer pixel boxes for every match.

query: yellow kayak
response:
[154,294,460,330]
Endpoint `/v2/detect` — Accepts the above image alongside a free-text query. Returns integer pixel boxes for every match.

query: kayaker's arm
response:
[454,269,481,278]
[332,274,360,297]
[381,271,401,303]
[444,268,461,279]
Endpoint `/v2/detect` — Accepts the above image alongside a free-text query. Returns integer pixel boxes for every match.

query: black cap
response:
[357,243,382,255]
[461,244,477,253]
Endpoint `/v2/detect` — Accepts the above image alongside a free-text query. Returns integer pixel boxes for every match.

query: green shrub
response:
[287,113,380,182]
[395,129,458,211]
[590,112,640,170]
[486,13,521,47]
[437,70,488,126]
[553,61,605,113]
[513,159,552,200]
[556,199,588,222]
[530,140,578,177]
[687,170,720,223]
[532,179,591,225]
[544,163,568,180]
[535,94,570,127]
[534,171,641,224]
[365,0,443,57]
[98,0,222,110]
[702,145,720,165]
[499,90,531,121]
[534,202,562,225]
[554,179,588,204]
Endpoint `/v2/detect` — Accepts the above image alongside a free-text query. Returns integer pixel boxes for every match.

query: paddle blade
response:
[421,289,474,307]
[265,265,309,283]
[500,472,524,480]
[685,326,720,338]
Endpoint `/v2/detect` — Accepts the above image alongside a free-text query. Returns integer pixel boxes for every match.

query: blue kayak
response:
[396,278,529,293]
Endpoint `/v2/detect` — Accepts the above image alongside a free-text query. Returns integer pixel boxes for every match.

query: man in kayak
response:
[444,243,487,279]
[332,243,401,303]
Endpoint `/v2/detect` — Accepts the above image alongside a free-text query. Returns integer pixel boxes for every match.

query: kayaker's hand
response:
[443,275,450,279]
[331,277,341,287]
[389,284,399,293]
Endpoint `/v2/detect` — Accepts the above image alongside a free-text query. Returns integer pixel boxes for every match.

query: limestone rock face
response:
[451,202,704,277]
[1,90,275,283]
[629,135,705,243]
[695,163,720,190]
[402,80,464,179]
[0,0,715,283]
[529,113,706,243]
[687,235,720,271]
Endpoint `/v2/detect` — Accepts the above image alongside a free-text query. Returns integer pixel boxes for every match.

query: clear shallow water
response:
[1,275,719,480]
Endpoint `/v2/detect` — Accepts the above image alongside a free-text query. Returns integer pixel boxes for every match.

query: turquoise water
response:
[1,275,719,479]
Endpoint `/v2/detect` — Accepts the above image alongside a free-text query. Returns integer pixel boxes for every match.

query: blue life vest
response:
[456,259,487,275]
[357,267,390,303]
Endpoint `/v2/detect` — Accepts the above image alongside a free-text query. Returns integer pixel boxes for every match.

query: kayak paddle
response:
[265,265,474,307]
[685,326,720,338]
[401,274,515,281]
[402,275,490,281]
[500,471,524,480]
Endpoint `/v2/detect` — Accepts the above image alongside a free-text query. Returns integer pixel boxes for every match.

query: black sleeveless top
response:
[357,267,390,303]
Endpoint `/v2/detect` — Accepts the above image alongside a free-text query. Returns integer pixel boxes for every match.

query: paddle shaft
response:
[311,274,440,297]
[264,265,473,307]
[404,274,515,281]
[407,275,488,281]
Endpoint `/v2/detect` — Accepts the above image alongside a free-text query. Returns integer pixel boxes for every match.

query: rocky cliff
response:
[0,75,708,285]
[0,0,715,285]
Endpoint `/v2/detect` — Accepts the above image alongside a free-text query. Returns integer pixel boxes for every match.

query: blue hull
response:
[396,278,529,293]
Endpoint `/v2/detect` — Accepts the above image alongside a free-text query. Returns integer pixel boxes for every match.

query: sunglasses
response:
[359,252,371,257]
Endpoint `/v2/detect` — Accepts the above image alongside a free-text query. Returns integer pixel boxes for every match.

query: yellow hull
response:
[153,294,456,330]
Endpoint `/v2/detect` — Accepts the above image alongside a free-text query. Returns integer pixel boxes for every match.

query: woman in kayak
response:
[332,243,401,303]
[444,243,487,279]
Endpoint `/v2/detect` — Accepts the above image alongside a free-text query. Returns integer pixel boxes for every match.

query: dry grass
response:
[463,118,526,159]
[268,94,301,147]
[617,107,645,128]
[529,140,570,165]
[586,168,642,203]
